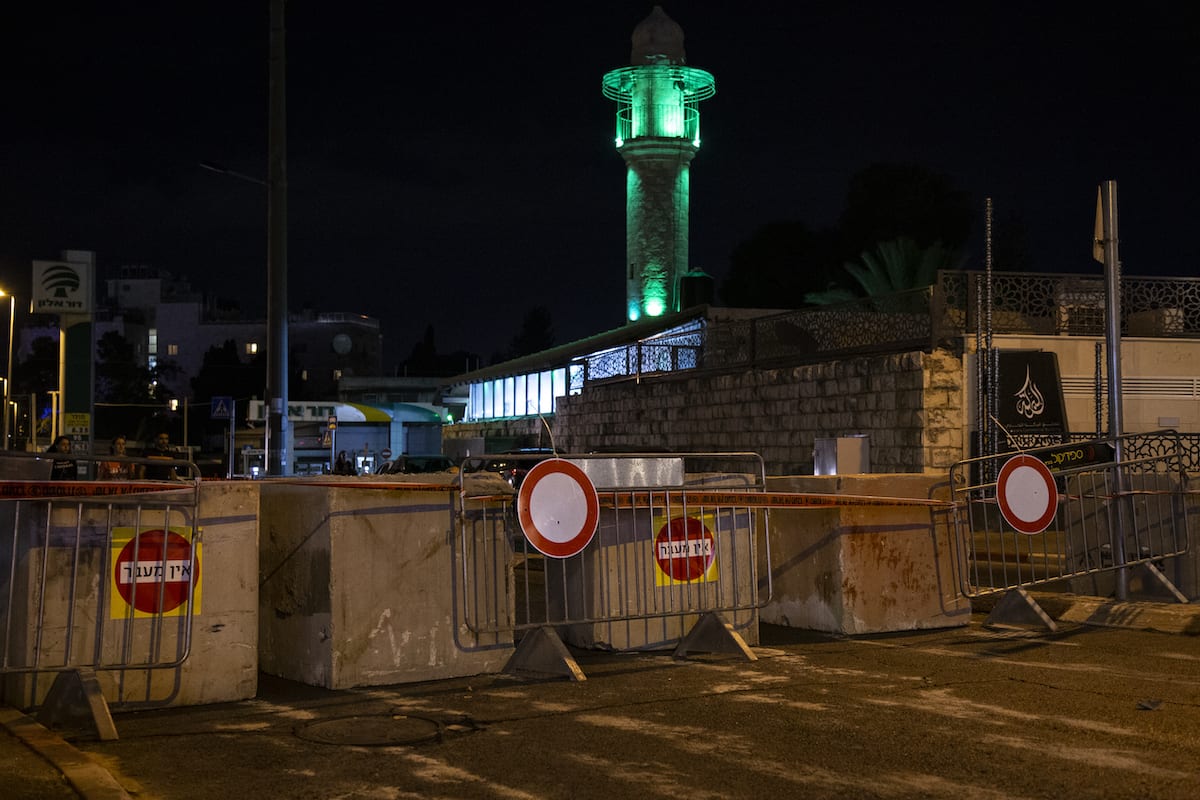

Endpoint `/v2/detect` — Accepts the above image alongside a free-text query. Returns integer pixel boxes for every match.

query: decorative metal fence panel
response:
[575,271,1200,387]
[935,271,1200,339]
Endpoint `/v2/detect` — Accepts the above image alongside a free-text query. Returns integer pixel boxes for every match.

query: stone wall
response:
[447,349,966,475]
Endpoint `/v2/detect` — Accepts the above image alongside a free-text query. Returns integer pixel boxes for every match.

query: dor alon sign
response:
[32,260,92,314]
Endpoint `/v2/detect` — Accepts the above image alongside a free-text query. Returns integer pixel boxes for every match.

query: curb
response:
[975,591,1200,635]
[0,707,131,800]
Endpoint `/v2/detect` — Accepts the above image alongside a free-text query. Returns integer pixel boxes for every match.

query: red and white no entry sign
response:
[996,454,1059,534]
[114,529,199,614]
[516,458,599,558]
[654,516,716,582]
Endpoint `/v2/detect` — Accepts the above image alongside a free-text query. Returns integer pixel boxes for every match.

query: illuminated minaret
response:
[603,6,715,322]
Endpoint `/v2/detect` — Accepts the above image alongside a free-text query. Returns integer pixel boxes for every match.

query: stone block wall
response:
[446,349,966,475]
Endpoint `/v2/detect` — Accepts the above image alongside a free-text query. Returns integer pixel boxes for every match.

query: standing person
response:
[333,450,354,475]
[140,431,182,480]
[98,435,134,480]
[46,435,77,480]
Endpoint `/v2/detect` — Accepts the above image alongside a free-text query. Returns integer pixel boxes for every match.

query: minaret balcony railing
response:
[614,105,701,146]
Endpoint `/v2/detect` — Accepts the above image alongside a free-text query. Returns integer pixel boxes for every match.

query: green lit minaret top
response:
[603,6,716,322]
[602,7,716,147]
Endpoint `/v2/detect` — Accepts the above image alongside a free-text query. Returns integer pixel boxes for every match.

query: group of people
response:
[45,432,184,481]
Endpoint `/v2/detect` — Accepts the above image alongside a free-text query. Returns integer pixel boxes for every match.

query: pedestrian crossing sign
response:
[210,396,233,420]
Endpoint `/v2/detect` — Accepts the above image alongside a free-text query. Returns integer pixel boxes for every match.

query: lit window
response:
[333,369,343,381]
[246,342,258,355]
[167,344,179,356]
[148,328,158,354]
[300,370,308,381]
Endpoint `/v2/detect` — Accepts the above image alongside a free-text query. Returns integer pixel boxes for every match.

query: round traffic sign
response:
[654,516,715,582]
[516,458,599,558]
[114,530,198,614]
[996,454,1059,534]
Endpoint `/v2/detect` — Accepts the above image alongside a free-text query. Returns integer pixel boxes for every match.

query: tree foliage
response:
[508,306,555,360]
[190,340,263,404]
[720,162,973,309]
[96,331,154,402]
[719,221,841,309]
[805,237,964,305]
[837,163,972,254]
[13,335,59,397]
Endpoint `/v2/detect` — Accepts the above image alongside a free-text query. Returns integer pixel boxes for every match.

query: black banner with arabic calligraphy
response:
[996,350,1069,448]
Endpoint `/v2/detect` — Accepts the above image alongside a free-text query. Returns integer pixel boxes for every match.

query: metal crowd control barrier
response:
[0,450,201,739]
[949,431,1191,628]
[457,452,770,680]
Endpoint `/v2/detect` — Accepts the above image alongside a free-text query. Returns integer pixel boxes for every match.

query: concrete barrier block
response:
[2,481,259,709]
[258,480,513,689]
[762,474,970,634]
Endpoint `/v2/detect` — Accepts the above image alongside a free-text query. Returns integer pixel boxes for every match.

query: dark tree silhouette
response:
[96,331,154,402]
[719,163,973,309]
[403,325,440,376]
[805,237,965,305]
[837,162,972,255]
[992,208,1035,272]
[508,306,555,359]
[190,340,264,406]
[719,221,841,309]
[13,335,58,396]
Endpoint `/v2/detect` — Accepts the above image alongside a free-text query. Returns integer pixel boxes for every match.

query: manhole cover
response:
[295,714,442,746]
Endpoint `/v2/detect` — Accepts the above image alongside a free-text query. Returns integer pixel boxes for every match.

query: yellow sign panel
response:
[652,513,719,586]
[63,412,90,435]
[109,527,202,619]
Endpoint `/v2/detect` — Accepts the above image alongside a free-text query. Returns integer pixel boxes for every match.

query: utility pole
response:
[267,0,290,475]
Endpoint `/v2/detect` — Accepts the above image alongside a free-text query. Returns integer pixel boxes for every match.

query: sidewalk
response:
[4,596,1199,800]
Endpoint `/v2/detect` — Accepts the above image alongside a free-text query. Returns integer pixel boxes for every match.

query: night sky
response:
[1,2,1196,369]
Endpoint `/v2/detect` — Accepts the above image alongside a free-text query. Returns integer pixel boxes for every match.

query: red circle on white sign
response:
[654,517,715,581]
[996,454,1059,534]
[114,530,198,614]
[516,459,599,558]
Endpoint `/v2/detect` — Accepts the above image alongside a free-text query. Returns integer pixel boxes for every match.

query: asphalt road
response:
[25,616,1197,800]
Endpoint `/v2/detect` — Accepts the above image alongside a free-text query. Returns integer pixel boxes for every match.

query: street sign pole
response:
[228,400,237,479]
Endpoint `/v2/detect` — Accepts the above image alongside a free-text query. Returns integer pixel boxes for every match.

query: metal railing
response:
[0,451,201,737]
[949,431,1190,601]
[456,452,769,678]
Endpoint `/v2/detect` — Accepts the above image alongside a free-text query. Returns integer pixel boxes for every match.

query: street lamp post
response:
[196,1,289,476]
[1,289,14,450]
[267,0,289,476]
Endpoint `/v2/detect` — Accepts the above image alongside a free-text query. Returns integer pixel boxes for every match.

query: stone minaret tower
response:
[603,6,716,322]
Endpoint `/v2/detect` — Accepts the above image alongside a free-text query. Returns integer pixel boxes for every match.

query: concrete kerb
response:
[972,591,1200,635]
[0,706,132,800]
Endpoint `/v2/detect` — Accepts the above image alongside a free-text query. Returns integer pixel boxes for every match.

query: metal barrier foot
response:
[1128,562,1189,604]
[34,668,119,741]
[503,627,586,682]
[673,612,757,662]
[983,587,1058,632]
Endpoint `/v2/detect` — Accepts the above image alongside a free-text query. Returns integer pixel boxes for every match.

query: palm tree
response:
[804,237,962,305]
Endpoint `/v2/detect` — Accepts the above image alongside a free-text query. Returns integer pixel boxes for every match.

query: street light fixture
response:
[0,289,14,450]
